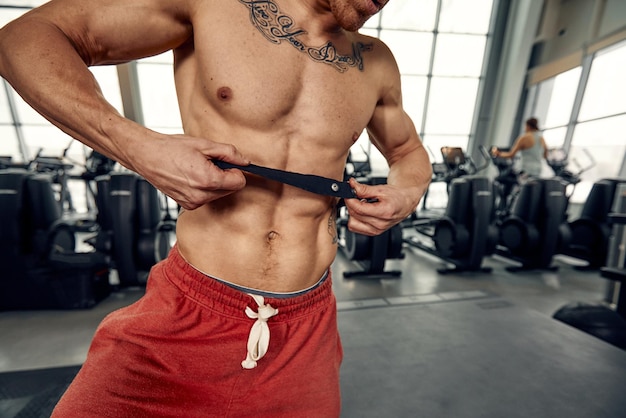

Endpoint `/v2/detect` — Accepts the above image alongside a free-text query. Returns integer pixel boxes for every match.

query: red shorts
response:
[52,246,343,417]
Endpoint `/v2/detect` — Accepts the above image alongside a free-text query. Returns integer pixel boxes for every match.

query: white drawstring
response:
[241,294,279,369]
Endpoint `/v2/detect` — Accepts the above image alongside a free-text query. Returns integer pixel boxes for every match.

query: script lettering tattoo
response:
[328,208,339,245]
[239,0,373,72]
[309,42,373,71]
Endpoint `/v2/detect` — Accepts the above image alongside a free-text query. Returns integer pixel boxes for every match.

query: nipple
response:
[351,132,360,143]
[217,86,233,101]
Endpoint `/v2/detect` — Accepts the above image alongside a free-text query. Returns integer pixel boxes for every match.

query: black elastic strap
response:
[213,160,356,199]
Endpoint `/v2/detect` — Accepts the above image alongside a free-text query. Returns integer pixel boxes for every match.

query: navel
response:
[217,86,232,101]
[267,231,280,242]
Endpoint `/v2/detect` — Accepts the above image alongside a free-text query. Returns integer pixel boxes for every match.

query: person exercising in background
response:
[0,0,431,416]
[492,117,548,178]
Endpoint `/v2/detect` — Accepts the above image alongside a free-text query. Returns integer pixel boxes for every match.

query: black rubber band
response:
[213,160,356,199]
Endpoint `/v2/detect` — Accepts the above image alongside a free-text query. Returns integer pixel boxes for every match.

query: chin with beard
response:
[329,0,386,32]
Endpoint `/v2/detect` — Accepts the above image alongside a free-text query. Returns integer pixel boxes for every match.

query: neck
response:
[238,0,369,72]
[291,0,344,35]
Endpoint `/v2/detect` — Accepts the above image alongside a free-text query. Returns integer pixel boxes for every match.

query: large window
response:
[526,67,582,149]
[524,39,626,203]
[360,0,495,168]
[1,0,496,205]
[0,80,20,160]
[136,53,182,134]
[2,65,122,167]
[578,41,626,121]
[0,5,30,163]
[570,115,626,193]
[569,40,626,200]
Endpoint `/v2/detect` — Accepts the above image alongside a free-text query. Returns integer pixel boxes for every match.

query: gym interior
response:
[1,0,626,417]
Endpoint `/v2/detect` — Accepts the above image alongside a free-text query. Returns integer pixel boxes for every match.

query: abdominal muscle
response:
[175,183,339,292]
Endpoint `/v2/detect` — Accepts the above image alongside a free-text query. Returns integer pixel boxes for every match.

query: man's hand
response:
[133,134,249,210]
[343,177,417,236]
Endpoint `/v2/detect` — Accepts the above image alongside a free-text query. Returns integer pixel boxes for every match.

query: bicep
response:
[366,53,420,162]
[27,0,192,65]
[368,103,420,165]
[367,81,421,166]
[367,88,431,192]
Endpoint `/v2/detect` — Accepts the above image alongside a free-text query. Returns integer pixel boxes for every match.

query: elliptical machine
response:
[420,147,450,211]
[496,177,571,271]
[0,168,111,310]
[553,183,626,349]
[93,172,177,287]
[404,146,498,274]
[560,177,626,269]
[544,148,621,270]
[545,147,595,198]
[337,151,404,279]
[487,146,521,222]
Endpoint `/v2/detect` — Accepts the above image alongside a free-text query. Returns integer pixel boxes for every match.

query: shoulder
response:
[512,133,529,149]
[353,32,398,70]
[352,32,401,101]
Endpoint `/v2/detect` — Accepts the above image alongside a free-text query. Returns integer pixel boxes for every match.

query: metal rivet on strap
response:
[331,183,339,192]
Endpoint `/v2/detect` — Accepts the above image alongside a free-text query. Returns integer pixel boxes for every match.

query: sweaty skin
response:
[0,0,431,292]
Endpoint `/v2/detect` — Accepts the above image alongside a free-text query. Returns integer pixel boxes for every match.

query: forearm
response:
[386,140,432,208]
[345,139,431,236]
[0,16,148,172]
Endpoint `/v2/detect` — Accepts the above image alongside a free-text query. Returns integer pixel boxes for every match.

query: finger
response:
[347,215,385,237]
[344,190,389,217]
[345,199,391,229]
[202,142,250,166]
[208,160,247,191]
[176,175,245,210]
[345,197,378,219]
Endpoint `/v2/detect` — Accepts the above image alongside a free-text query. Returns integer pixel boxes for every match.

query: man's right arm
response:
[0,0,249,209]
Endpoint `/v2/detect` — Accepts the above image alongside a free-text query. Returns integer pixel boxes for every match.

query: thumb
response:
[349,177,376,200]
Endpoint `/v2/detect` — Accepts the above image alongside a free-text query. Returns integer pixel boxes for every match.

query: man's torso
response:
[173,0,387,291]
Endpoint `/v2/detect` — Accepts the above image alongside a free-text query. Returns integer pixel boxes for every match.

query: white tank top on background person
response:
[520,131,543,177]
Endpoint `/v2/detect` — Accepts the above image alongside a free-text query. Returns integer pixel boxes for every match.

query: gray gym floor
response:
[1,237,625,417]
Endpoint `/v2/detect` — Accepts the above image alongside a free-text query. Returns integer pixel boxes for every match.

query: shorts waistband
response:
[162,245,335,320]
[207,269,329,299]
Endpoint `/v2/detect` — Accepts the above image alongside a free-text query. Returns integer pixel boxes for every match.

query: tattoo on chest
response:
[238,0,373,72]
